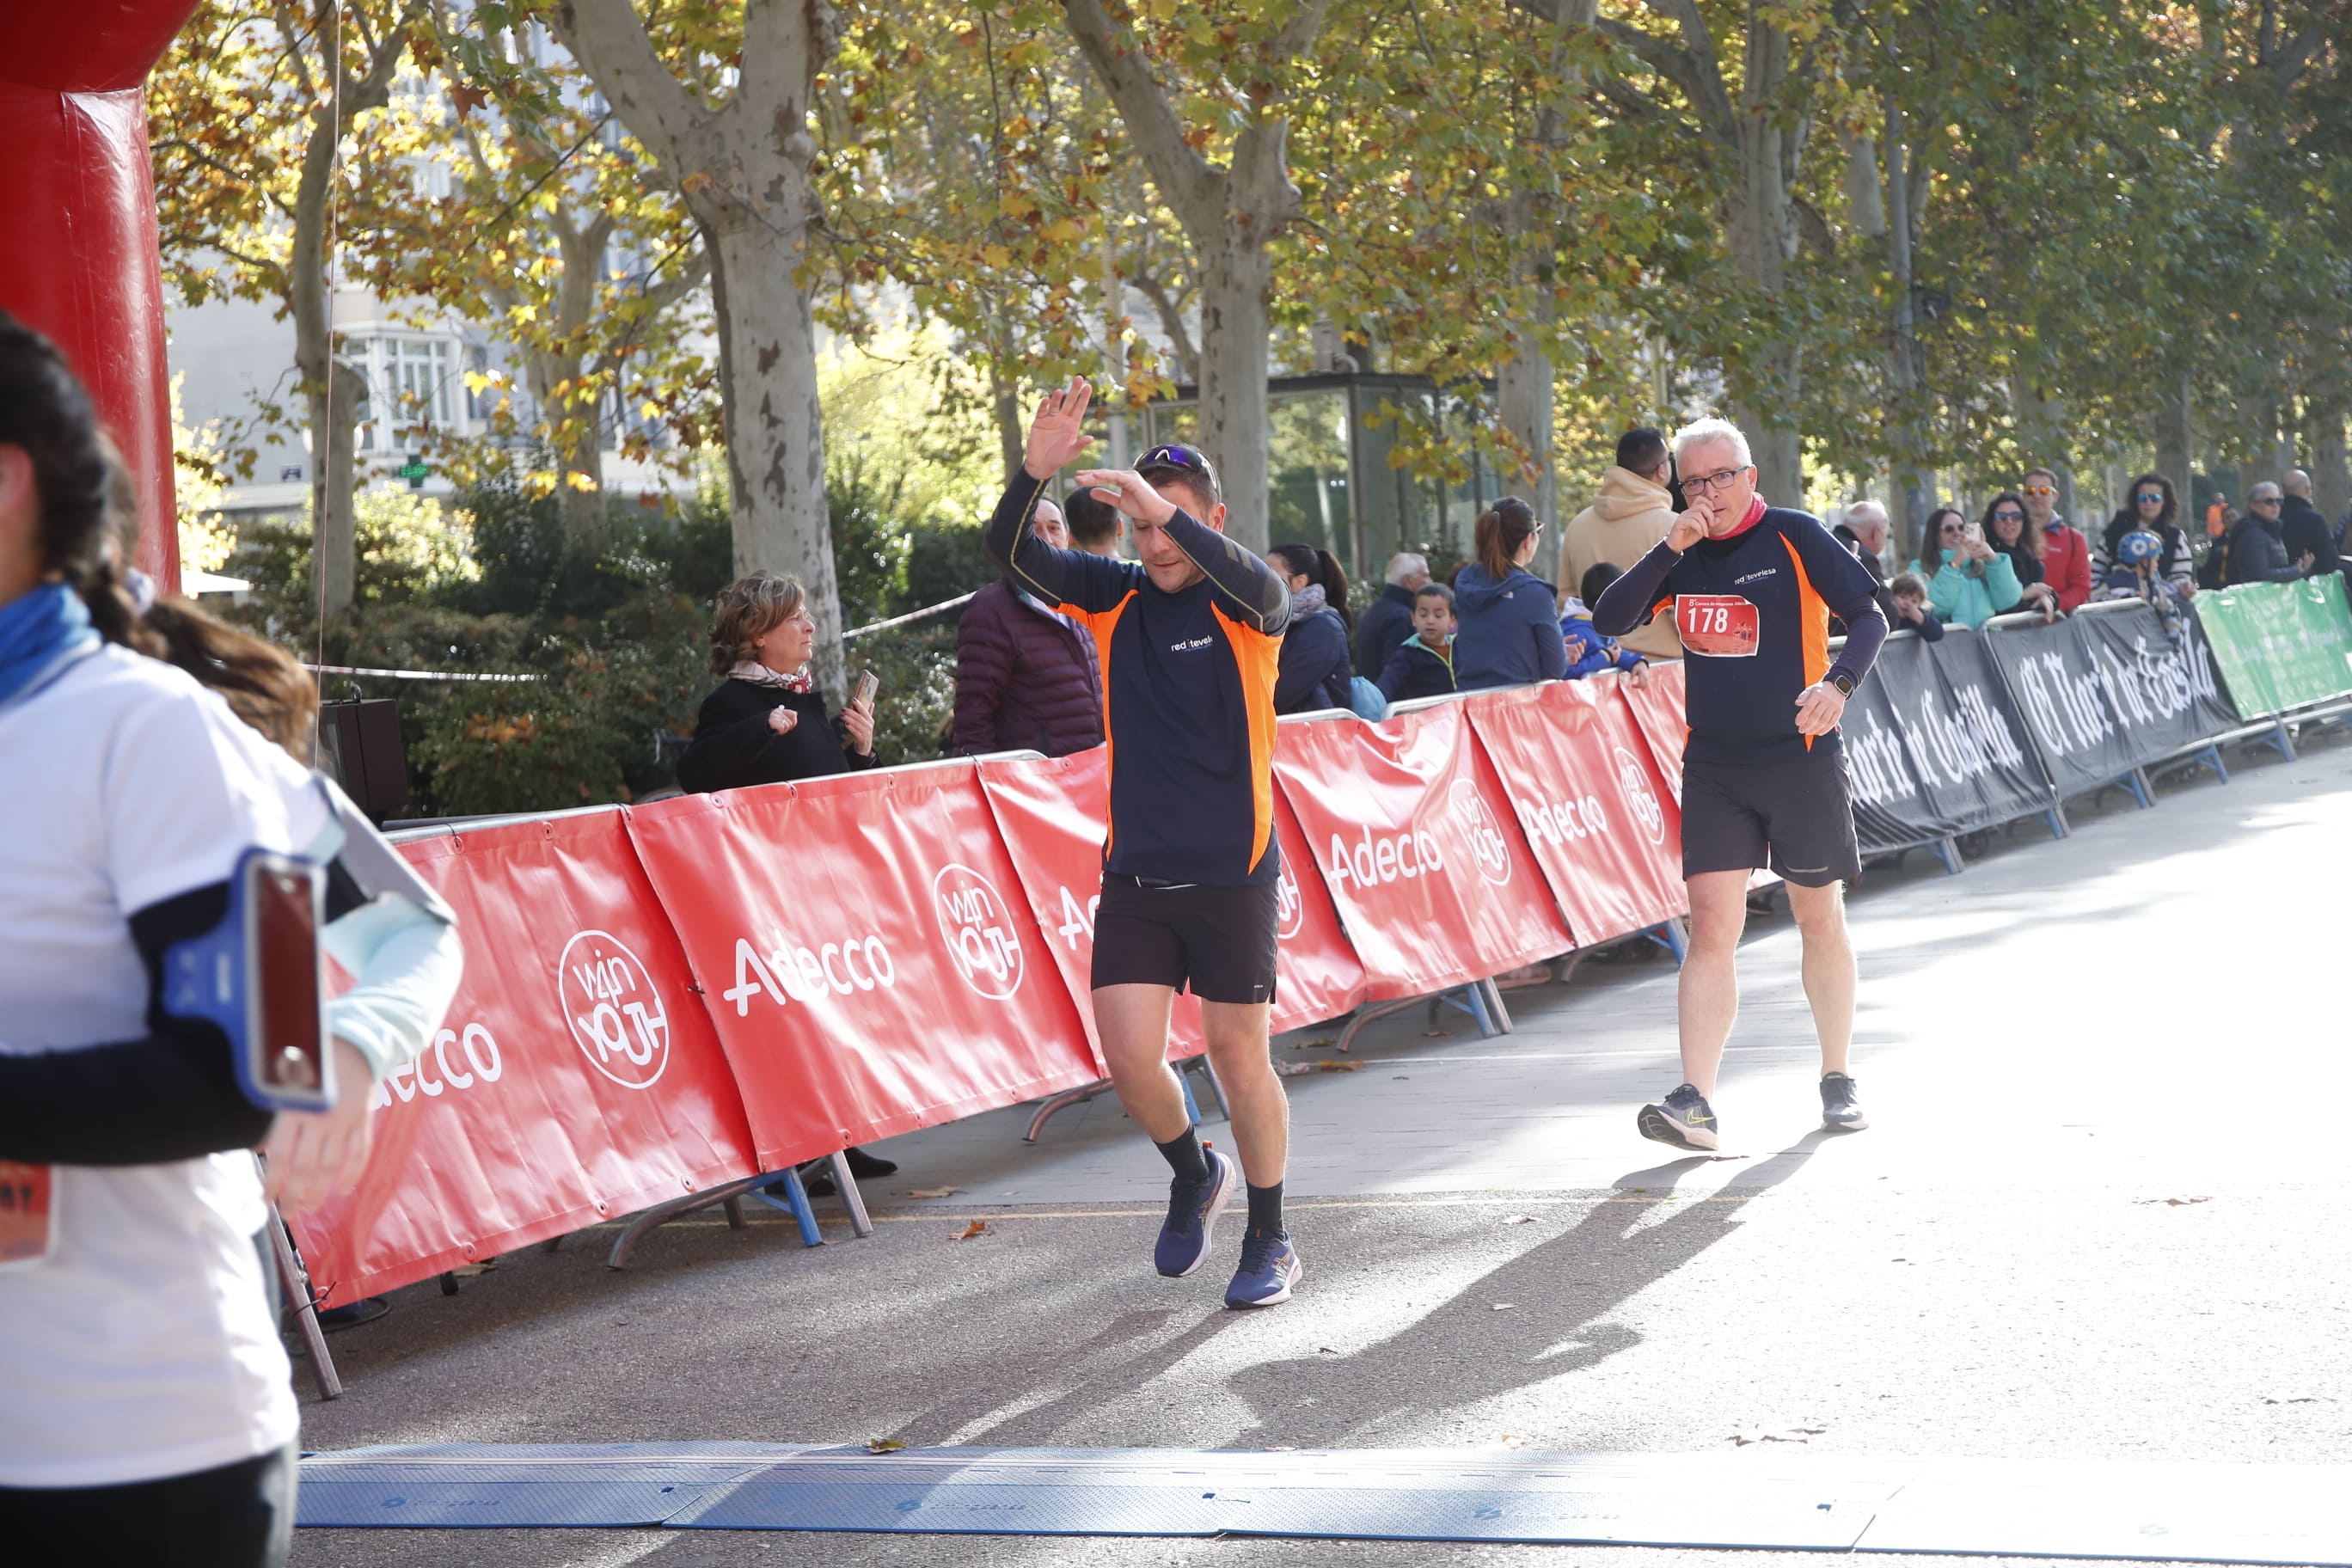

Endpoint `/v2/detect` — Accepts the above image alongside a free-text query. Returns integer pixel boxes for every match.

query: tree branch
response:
[1596,15,1735,150]
[551,0,720,178]
[1062,0,1222,236]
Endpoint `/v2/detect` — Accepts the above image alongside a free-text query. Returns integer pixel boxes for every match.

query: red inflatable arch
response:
[0,2,202,592]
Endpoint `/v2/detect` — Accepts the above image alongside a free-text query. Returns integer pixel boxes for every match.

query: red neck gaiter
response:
[1716,493,1769,541]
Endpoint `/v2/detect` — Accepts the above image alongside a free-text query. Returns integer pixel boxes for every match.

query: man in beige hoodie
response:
[1564,428,1683,659]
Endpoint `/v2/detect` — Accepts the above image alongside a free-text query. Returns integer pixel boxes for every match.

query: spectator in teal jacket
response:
[1911,505,2021,628]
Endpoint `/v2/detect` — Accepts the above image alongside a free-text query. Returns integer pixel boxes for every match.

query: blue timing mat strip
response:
[297,1442,2352,1562]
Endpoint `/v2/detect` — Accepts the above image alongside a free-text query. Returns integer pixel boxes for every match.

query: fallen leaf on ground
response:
[953,1221,988,1240]
[1317,1061,1364,1073]
[451,1262,494,1277]
[867,1439,906,1454]
[2263,1397,2323,1405]
[1275,1061,1314,1077]
[1291,1038,1336,1050]
[910,1187,962,1199]
[1789,1426,1828,1435]
[1503,1214,1537,1226]
[1318,1346,1340,1355]
[2139,1196,2213,1206]
[1491,1302,1518,1312]
[1420,1030,1453,1038]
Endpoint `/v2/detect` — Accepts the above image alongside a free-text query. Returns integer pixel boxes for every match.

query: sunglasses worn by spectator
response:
[2022,485,2056,496]
[2135,492,2165,505]
[1993,510,2024,522]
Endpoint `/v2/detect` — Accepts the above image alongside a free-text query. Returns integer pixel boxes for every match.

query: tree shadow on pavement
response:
[1228,1131,1835,1449]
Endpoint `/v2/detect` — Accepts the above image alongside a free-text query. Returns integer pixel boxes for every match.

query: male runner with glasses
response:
[984,377,1303,1308]
[1590,417,1889,1149]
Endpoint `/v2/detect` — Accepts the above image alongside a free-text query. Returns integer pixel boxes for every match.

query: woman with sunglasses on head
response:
[2092,474,2196,602]
[1981,493,2061,616]
[1910,505,2021,628]
[0,314,462,1565]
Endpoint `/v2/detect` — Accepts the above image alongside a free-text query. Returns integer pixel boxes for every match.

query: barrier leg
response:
[723,1196,748,1230]
[2192,744,2229,784]
[267,1205,341,1401]
[2043,804,2069,839]
[1646,919,1688,962]
[750,1168,825,1247]
[1934,837,1964,876]
[607,1172,775,1270]
[1457,983,1502,1039]
[1334,997,1427,1053]
[824,1152,874,1239]
[1479,977,1515,1035]
[1023,1079,1117,1142]
[2263,719,2296,762]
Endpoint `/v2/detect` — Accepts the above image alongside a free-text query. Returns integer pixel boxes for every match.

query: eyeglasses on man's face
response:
[1681,465,1753,494]
[2252,495,2281,507]
[2022,485,2056,497]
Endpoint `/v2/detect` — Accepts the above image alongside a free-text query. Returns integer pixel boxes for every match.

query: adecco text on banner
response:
[558,929,673,1090]
[1325,821,1445,889]
[723,928,897,1015]
[371,1021,502,1107]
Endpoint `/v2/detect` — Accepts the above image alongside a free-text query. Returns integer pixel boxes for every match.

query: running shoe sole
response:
[1637,1103,1720,1152]
[1823,1111,1870,1132]
[1157,1152,1237,1279]
[1226,1253,1303,1309]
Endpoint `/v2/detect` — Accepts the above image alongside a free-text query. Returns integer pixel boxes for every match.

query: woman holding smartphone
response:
[0,315,462,1563]
[677,571,877,793]
[1911,505,2022,628]
[677,572,893,1189]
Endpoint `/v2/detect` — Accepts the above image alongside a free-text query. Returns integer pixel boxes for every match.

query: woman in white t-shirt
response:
[0,315,462,1562]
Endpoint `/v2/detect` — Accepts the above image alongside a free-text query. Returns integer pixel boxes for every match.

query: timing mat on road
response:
[297,1442,2352,1561]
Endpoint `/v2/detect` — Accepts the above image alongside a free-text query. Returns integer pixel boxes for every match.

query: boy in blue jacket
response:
[1376,582,1458,701]
[1561,563,1647,679]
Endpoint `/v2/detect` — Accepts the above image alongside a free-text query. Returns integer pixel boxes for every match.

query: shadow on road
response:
[1227,1131,1835,1448]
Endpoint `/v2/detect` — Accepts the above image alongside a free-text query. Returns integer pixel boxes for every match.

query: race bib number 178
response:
[1675,595,1760,658]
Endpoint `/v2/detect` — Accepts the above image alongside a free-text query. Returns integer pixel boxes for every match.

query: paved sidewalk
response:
[294,729,2352,1566]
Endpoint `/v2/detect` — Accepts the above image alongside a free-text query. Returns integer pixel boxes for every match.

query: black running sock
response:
[1246,1180,1285,1237]
[1155,1127,1210,1184]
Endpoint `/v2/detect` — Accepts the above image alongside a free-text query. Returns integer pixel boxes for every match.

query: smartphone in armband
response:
[163,848,335,1114]
[854,666,880,712]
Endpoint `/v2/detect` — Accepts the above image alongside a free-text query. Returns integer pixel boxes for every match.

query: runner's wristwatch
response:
[1828,673,1856,698]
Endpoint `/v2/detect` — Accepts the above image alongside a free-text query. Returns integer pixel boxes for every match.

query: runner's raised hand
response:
[1023,377,1095,480]
[1073,467,1178,526]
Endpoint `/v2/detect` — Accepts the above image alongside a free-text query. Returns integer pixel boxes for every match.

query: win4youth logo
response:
[557,930,671,1090]
[932,863,1026,1000]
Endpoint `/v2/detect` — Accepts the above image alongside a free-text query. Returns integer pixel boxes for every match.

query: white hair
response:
[1672,417,1752,470]
[2251,481,2282,501]
[1844,500,1890,529]
[1384,551,1429,586]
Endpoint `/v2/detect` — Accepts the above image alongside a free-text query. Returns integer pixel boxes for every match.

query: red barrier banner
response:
[1274,707,1572,1000]
[624,765,1100,1171]
[1620,659,1688,803]
[287,812,759,1307]
[976,751,1368,1059]
[1464,680,1687,944]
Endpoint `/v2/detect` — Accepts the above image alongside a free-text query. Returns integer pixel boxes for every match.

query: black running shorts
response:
[1681,745,1862,887]
[1090,873,1281,1005]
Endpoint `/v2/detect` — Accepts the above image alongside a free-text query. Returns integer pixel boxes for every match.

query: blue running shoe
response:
[1225,1228,1302,1308]
[1155,1148,1236,1278]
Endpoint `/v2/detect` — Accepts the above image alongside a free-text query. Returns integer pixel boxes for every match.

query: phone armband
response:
[162,848,335,1114]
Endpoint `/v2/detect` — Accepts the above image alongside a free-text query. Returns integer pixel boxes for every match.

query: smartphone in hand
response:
[854,666,880,713]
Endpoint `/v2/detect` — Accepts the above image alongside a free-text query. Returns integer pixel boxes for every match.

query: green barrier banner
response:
[2190,579,2352,719]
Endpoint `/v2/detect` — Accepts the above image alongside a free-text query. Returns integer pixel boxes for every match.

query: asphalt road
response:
[293,724,2352,1567]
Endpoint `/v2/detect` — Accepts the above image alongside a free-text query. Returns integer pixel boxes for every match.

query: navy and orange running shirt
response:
[984,473,1291,886]
[1592,503,1889,765]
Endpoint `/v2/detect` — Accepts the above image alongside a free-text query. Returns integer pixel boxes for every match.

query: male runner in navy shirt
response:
[1592,418,1889,1150]
[985,377,1302,1308]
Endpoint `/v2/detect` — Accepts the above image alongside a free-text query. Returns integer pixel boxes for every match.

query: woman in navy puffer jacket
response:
[1454,496,1569,689]
[1266,542,1356,714]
